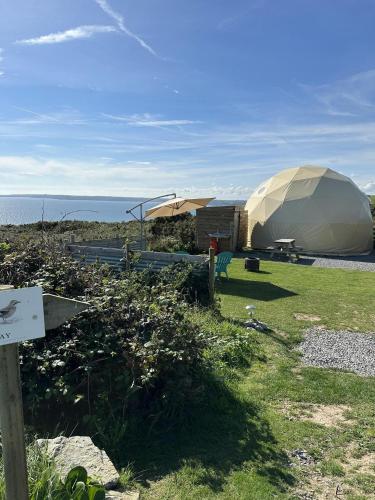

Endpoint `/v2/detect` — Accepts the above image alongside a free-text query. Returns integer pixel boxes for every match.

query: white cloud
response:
[361,181,375,193]
[0,156,183,183]
[95,0,157,56]
[16,25,117,45]
[103,113,200,127]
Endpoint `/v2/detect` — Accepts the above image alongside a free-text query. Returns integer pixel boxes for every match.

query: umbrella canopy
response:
[145,197,214,219]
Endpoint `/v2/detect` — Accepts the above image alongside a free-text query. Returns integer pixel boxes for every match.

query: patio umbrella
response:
[145,197,215,219]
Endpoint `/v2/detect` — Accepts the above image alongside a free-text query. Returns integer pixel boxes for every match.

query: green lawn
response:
[132,259,375,499]
[218,258,375,339]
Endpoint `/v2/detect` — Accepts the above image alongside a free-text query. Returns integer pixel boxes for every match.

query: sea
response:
[0,196,244,225]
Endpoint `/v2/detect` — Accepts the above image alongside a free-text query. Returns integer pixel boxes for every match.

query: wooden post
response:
[0,286,29,500]
[208,247,215,305]
[69,234,75,243]
[0,287,88,500]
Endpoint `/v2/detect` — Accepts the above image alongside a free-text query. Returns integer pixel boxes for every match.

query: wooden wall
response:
[196,205,247,252]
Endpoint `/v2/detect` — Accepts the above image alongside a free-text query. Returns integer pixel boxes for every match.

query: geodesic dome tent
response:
[245,166,373,255]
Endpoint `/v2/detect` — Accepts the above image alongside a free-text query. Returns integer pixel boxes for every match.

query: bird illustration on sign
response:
[0,300,21,324]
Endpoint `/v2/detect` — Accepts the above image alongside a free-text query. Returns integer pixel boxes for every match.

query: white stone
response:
[37,436,119,489]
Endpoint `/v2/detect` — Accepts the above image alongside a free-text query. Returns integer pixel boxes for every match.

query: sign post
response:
[0,286,89,500]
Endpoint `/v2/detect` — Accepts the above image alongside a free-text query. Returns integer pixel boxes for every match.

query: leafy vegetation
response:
[149,213,198,253]
[31,466,105,500]
[0,441,58,500]
[0,220,141,245]
[0,244,211,442]
[1,221,374,498]
[0,443,105,500]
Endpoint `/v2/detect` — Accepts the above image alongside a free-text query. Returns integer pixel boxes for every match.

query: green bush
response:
[0,244,208,437]
[139,261,210,306]
[149,235,183,253]
[149,213,198,253]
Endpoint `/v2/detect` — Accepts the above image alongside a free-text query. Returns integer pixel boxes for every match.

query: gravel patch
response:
[301,252,375,272]
[250,250,375,272]
[299,328,375,377]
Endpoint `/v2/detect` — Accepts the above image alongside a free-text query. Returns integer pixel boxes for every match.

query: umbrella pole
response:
[126,193,177,251]
[140,204,145,250]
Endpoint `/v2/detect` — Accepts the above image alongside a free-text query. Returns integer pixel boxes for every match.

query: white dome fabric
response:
[245,166,373,255]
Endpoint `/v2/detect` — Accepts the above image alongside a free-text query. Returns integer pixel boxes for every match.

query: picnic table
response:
[267,238,303,262]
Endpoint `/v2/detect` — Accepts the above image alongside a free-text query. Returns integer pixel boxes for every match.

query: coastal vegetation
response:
[0,218,374,498]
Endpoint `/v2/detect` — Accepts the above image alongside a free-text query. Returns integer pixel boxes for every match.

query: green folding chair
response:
[215,251,233,278]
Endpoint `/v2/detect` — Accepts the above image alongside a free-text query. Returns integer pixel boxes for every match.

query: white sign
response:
[0,286,45,346]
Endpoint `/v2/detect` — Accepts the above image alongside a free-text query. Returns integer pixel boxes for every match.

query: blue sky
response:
[0,0,375,198]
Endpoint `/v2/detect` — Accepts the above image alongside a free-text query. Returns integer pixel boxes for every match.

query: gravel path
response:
[299,328,375,377]
[300,252,375,272]
[250,250,375,272]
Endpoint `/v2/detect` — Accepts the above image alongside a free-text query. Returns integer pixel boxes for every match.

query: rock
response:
[289,449,315,466]
[106,491,140,500]
[36,436,119,489]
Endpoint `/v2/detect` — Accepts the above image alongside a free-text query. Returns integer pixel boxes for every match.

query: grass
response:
[125,258,375,499]
[217,258,375,339]
[0,441,60,499]
[1,256,374,498]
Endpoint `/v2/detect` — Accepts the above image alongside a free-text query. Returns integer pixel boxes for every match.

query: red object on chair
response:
[209,238,219,255]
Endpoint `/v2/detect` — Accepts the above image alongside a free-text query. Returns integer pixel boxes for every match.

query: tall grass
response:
[0,441,60,499]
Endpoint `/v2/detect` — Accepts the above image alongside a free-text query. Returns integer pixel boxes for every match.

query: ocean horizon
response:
[0,195,245,225]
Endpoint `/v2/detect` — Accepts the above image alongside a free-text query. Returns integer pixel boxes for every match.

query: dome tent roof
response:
[245,166,373,255]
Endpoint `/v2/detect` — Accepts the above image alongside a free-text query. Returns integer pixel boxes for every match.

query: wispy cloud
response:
[12,106,87,126]
[300,69,375,117]
[95,0,157,57]
[16,25,117,45]
[0,48,4,77]
[103,113,200,127]
[0,155,183,197]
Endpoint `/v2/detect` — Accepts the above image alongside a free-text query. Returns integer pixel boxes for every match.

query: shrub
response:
[140,262,210,306]
[149,214,198,253]
[0,242,10,261]
[0,244,208,437]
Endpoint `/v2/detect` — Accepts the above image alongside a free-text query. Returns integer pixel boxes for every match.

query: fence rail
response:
[66,244,209,274]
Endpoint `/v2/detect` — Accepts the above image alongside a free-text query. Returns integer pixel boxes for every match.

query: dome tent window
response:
[245,166,373,256]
